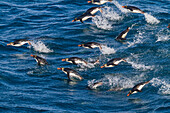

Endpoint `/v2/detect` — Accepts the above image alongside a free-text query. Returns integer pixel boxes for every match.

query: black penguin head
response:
[122,6,127,8]
[7,42,14,46]
[62,58,68,61]
[30,55,37,58]
[72,18,77,22]
[78,44,84,47]
[57,68,64,71]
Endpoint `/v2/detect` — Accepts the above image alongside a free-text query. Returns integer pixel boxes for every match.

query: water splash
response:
[30,41,53,53]
[150,78,170,94]
[144,13,160,24]
[126,57,155,71]
[111,0,129,13]
[92,6,123,30]
[156,29,170,42]
[100,45,116,54]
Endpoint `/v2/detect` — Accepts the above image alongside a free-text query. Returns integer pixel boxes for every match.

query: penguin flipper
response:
[80,19,84,23]
[136,89,142,92]
[67,73,71,80]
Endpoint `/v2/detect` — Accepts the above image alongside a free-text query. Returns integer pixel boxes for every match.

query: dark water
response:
[0,0,170,112]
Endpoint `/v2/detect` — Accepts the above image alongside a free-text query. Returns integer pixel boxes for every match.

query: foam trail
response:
[144,13,160,24]
[126,57,155,71]
[92,6,123,30]
[112,0,129,13]
[100,45,116,54]
[127,32,144,47]
[150,78,170,94]
[156,29,170,42]
[30,41,53,53]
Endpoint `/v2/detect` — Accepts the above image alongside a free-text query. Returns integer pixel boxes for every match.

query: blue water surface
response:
[0,0,169,112]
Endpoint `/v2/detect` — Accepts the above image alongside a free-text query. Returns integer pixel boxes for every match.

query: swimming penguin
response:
[78,42,102,50]
[88,0,113,5]
[122,6,145,14]
[167,24,170,28]
[30,55,48,65]
[127,81,150,96]
[116,27,130,41]
[7,39,31,47]
[57,68,83,81]
[72,7,103,23]
[101,58,126,68]
[62,57,99,65]
[87,81,103,90]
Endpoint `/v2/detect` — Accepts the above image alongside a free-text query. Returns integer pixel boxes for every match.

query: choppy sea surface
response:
[0,0,169,112]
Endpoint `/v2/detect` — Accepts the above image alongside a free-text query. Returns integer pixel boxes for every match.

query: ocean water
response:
[0,0,169,112]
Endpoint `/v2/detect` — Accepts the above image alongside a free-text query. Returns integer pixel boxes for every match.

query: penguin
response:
[78,42,102,50]
[72,7,103,23]
[30,55,48,65]
[7,39,31,47]
[62,57,100,65]
[116,27,130,41]
[167,24,170,28]
[57,68,83,81]
[62,57,88,65]
[122,6,145,14]
[101,58,126,68]
[127,81,150,96]
[87,81,103,90]
[88,0,113,5]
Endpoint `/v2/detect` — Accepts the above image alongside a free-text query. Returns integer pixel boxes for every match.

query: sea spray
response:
[30,41,53,53]
[100,45,116,54]
[156,29,170,42]
[150,78,170,94]
[144,13,160,24]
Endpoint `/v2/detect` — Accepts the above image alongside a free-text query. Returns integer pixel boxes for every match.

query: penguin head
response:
[122,6,127,8]
[62,58,68,61]
[127,91,132,96]
[7,42,14,46]
[167,24,170,28]
[57,68,64,71]
[78,44,84,47]
[87,1,92,3]
[72,18,77,22]
[30,55,37,58]
[101,64,107,68]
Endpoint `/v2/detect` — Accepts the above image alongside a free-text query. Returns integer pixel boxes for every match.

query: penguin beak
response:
[87,1,92,3]
[72,20,75,22]
[127,93,131,96]
[57,68,62,70]
[7,43,11,46]
[99,9,103,13]
[28,41,32,45]
[78,44,81,47]
[62,59,66,61]
[122,6,125,8]
[30,55,34,57]
[101,65,104,68]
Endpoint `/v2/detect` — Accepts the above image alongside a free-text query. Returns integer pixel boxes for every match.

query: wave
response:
[150,78,170,95]
[100,45,116,54]
[29,41,53,53]
[144,13,160,24]
[126,55,155,71]
[92,6,123,30]
[156,29,170,42]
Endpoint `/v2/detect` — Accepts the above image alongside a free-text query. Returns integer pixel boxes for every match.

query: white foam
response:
[150,78,170,94]
[127,31,144,47]
[144,13,160,24]
[156,29,170,42]
[30,41,53,53]
[92,6,123,30]
[111,0,129,13]
[100,45,116,54]
[126,57,155,71]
